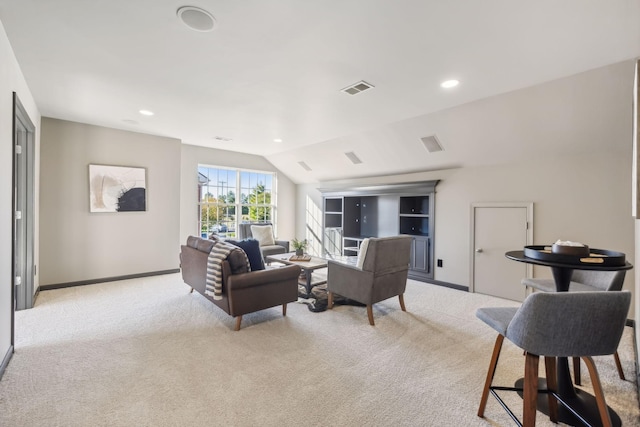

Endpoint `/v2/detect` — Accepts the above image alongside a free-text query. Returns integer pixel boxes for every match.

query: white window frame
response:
[197,165,277,238]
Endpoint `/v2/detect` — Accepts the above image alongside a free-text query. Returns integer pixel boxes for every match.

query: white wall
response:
[179,144,297,246]
[0,21,40,364]
[298,61,636,318]
[39,119,181,284]
[301,151,634,312]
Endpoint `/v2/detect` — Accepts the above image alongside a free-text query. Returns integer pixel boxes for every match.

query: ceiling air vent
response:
[298,161,312,171]
[214,136,233,142]
[420,135,444,153]
[341,80,374,95]
[344,151,362,164]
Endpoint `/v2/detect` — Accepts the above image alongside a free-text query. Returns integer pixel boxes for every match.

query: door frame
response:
[12,92,36,321]
[469,202,534,293]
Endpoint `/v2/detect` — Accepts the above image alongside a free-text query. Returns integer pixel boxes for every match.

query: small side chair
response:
[476,291,630,427]
[327,235,412,325]
[522,270,627,384]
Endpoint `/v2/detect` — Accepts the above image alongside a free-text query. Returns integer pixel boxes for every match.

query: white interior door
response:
[471,204,532,302]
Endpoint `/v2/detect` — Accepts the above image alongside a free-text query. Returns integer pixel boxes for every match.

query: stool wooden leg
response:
[366,305,375,326]
[583,356,613,427]
[523,352,540,427]
[544,356,558,423]
[613,351,625,380]
[573,356,581,385]
[189,288,194,294]
[398,294,406,311]
[478,334,504,418]
[234,316,242,331]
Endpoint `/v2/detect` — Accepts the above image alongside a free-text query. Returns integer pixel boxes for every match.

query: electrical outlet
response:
[437,259,443,267]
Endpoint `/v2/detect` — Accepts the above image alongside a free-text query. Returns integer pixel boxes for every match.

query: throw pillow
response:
[226,249,250,275]
[356,238,370,269]
[227,239,265,271]
[251,225,275,247]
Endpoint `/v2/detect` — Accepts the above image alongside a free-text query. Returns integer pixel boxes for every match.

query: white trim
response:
[469,202,534,293]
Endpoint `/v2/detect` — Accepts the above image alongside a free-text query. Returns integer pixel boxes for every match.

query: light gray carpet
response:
[0,273,638,426]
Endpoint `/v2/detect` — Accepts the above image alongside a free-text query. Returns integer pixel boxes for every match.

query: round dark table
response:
[506,250,633,427]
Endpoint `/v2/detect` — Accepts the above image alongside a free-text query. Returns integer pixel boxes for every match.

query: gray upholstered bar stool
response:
[476,291,631,427]
[522,270,627,384]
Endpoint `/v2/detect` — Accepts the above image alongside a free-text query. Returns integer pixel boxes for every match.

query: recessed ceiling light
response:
[440,80,459,89]
[139,109,154,116]
[177,6,217,32]
[273,138,283,143]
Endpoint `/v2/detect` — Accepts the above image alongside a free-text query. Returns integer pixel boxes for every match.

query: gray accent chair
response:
[522,270,627,383]
[476,291,631,427]
[238,222,290,258]
[326,235,412,325]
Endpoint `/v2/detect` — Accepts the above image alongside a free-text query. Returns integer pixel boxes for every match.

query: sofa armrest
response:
[226,264,301,291]
[274,239,290,252]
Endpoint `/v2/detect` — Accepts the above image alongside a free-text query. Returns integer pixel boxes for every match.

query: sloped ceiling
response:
[0,0,638,183]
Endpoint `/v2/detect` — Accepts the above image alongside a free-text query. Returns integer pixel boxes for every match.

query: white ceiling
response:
[0,1,639,183]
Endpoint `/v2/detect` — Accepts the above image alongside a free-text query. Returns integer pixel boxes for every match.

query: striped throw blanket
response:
[205,241,250,300]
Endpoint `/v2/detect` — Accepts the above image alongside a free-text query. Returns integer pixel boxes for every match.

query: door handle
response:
[475,248,483,253]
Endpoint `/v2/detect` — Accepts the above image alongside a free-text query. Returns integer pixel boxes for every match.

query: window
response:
[198,166,277,238]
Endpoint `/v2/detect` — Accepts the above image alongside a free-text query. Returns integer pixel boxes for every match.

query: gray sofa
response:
[238,222,290,257]
[180,236,301,330]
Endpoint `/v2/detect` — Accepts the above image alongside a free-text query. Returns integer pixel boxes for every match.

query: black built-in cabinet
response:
[320,181,438,282]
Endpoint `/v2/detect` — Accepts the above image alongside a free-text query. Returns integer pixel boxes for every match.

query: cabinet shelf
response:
[399,213,429,218]
[400,196,430,215]
[400,216,429,236]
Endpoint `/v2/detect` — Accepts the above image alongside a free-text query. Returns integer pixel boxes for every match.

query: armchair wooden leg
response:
[234,316,242,331]
[282,303,287,316]
[523,352,540,427]
[478,334,504,418]
[583,356,613,427]
[613,351,625,380]
[544,356,558,423]
[366,305,375,326]
[398,294,406,311]
[327,291,334,309]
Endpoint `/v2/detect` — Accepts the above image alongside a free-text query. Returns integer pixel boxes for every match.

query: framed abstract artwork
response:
[89,164,147,212]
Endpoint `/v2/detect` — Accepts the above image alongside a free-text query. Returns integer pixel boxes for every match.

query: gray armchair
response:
[326,235,412,325]
[238,222,290,258]
[476,291,631,426]
[522,270,627,383]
